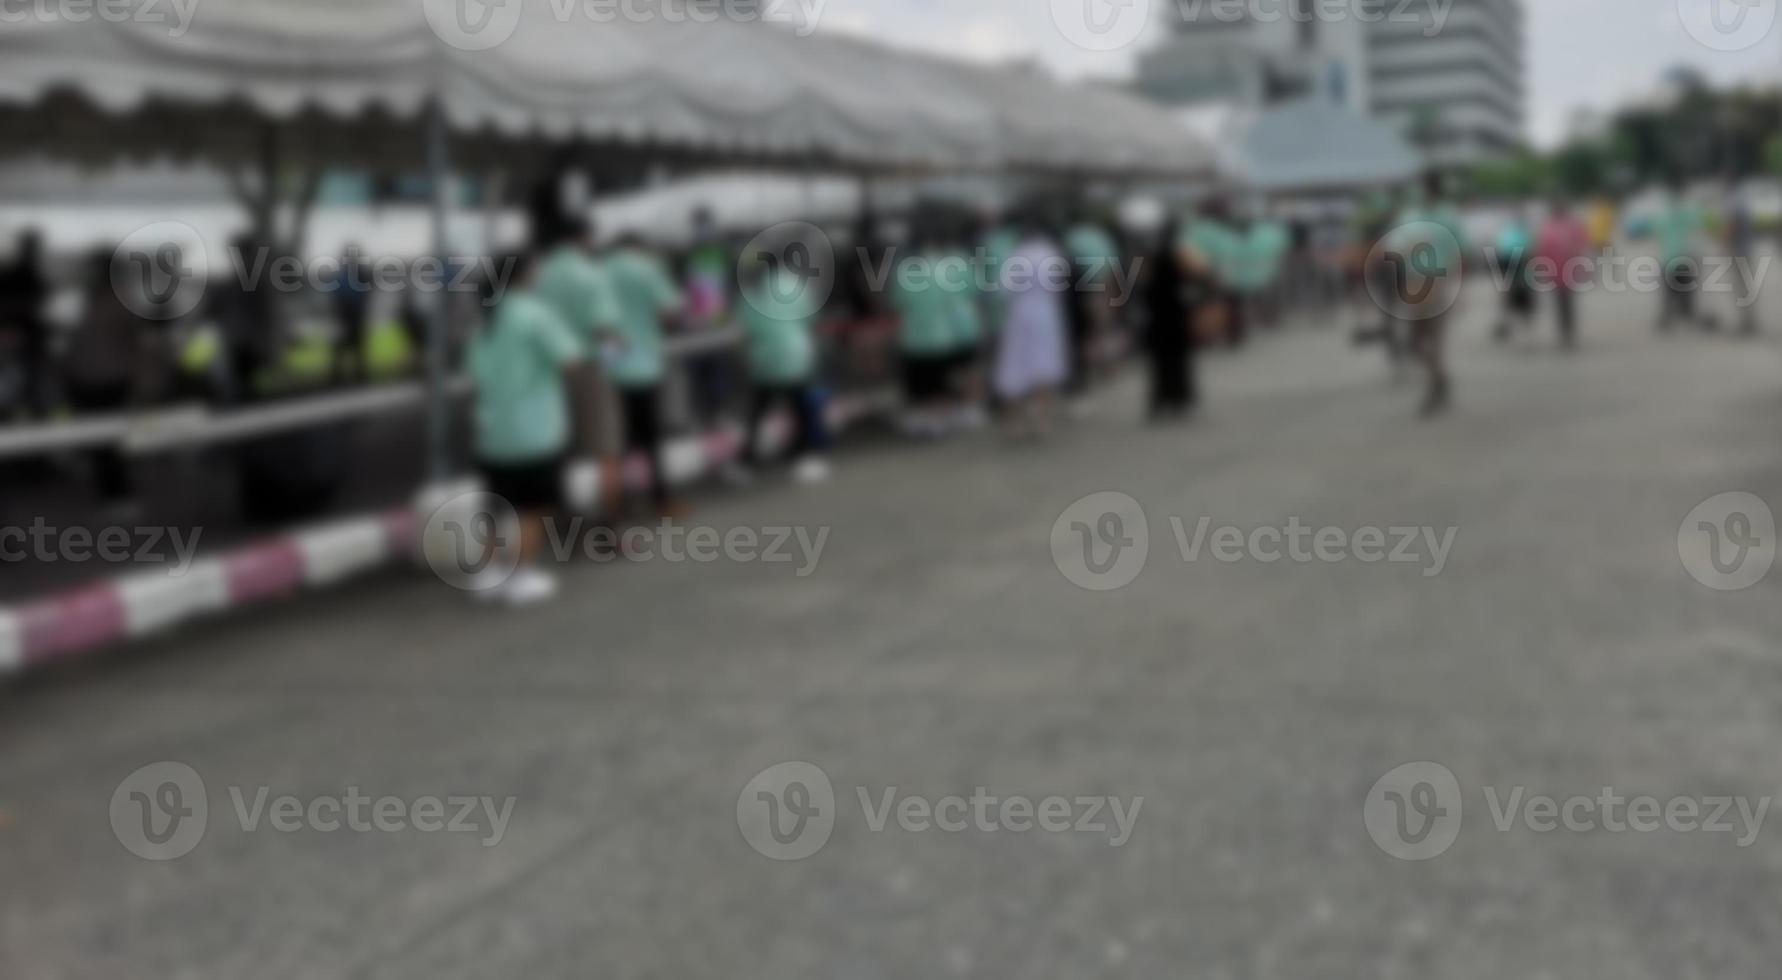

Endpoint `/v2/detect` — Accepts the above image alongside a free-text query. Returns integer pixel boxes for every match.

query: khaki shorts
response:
[567,362,623,460]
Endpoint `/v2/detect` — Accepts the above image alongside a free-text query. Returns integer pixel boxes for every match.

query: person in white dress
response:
[992,221,1070,438]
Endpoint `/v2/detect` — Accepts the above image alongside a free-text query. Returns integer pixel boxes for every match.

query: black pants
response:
[687,351,733,427]
[65,380,133,501]
[620,385,669,504]
[1554,287,1576,345]
[1067,297,1093,396]
[1148,340,1195,416]
[744,383,823,465]
[1659,263,1697,329]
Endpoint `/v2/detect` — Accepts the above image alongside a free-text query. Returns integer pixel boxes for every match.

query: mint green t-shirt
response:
[1180,218,1239,285]
[533,246,619,354]
[947,253,987,348]
[1226,221,1289,293]
[1257,220,1290,284]
[892,250,964,356]
[1066,224,1120,281]
[600,247,683,389]
[741,269,818,385]
[468,292,582,464]
[1391,205,1466,278]
[981,227,1020,326]
[1655,204,1700,264]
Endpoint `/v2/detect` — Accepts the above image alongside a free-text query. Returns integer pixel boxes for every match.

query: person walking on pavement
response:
[1654,180,1718,333]
[1491,206,1536,343]
[1535,198,1591,349]
[1722,184,1759,335]
[1389,173,1467,417]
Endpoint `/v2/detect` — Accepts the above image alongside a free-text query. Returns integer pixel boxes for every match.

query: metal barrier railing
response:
[0,327,751,461]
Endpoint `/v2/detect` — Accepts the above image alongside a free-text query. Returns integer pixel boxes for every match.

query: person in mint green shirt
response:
[945,243,991,429]
[533,220,620,355]
[1389,175,1469,415]
[465,251,583,604]
[1066,222,1120,285]
[601,234,685,513]
[1653,182,1717,332]
[891,230,966,436]
[1246,217,1290,328]
[736,261,831,483]
[1179,202,1244,346]
[1492,209,1536,341]
[532,218,621,471]
[981,221,1021,330]
[1063,218,1124,396]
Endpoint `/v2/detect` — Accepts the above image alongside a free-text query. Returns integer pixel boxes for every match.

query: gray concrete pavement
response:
[6,281,1782,978]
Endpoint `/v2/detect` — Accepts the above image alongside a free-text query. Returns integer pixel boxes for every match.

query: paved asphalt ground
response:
[6,280,1782,978]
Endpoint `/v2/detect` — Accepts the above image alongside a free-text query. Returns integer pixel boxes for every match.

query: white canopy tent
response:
[0,0,1214,476]
[0,0,1212,176]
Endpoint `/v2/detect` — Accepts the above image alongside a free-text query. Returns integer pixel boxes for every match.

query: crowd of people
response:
[0,173,1767,589]
[1347,175,1767,418]
[449,195,1320,605]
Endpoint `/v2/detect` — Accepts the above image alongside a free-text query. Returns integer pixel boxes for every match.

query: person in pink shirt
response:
[1535,199,1592,349]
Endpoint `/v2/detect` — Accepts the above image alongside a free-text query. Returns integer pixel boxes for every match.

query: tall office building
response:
[1135,0,1525,169]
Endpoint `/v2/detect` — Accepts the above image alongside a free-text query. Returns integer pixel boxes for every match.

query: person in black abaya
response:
[1145,220,1200,421]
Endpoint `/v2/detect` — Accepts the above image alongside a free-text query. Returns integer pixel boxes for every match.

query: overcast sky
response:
[804,0,1782,147]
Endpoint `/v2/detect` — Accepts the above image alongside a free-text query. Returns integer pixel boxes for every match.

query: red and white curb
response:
[0,390,896,676]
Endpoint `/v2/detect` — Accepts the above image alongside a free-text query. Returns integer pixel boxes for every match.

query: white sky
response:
[802,0,1782,147]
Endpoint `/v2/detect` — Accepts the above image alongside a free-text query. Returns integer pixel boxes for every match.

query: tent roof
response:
[1237,99,1421,192]
[0,0,1213,177]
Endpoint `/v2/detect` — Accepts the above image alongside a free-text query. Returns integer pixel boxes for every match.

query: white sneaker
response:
[792,456,832,485]
[502,566,559,607]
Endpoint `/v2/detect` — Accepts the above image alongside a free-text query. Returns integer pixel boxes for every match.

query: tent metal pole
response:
[425,100,453,483]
